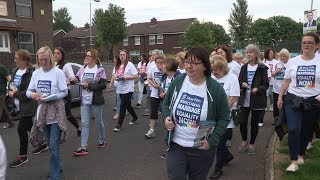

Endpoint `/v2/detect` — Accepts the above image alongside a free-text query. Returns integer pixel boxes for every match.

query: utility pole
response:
[90,0,100,48]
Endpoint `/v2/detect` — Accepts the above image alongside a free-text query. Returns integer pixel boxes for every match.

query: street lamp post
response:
[90,0,100,48]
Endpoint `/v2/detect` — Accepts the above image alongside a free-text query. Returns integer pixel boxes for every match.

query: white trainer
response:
[286,163,298,172]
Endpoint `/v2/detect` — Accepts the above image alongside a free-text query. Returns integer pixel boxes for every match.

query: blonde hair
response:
[278,48,291,60]
[36,46,55,69]
[246,44,260,64]
[210,55,229,75]
[233,52,243,59]
[86,48,101,65]
[176,52,186,60]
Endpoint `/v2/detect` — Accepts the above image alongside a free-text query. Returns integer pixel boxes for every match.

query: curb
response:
[265,132,277,180]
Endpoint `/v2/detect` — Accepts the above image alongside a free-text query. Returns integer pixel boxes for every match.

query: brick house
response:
[119,18,196,62]
[53,29,67,48]
[0,0,53,68]
[63,18,195,63]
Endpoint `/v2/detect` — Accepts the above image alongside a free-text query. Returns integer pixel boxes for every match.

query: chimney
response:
[84,23,90,29]
[150,17,157,25]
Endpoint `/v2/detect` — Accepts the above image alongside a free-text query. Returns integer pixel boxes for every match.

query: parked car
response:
[69,62,82,104]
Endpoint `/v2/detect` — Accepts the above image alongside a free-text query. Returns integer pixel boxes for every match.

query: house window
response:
[157,34,163,44]
[149,35,155,45]
[81,38,85,47]
[90,37,94,46]
[0,31,10,52]
[134,36,140,45]
[18,32,33,53]
[123,36,128,46]
[16,0,32,17]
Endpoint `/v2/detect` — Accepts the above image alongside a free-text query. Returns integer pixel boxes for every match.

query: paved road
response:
[1,63,275,179]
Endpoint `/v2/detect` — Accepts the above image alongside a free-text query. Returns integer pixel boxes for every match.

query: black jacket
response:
[238,63,269,109]
[11,66,37,117]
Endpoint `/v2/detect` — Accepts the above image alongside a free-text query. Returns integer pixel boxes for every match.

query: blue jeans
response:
[44,123,61,180]
[116,93,121,114]
[80,104,105,147]
[284,94,317,160]
[215,129,232,170]
[166,143,216,180]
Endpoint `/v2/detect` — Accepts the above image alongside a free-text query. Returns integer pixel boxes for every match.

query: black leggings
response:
[117,92,138,127]
[65,90,79,129]
[239,107,265,145]
[18,116,33,155]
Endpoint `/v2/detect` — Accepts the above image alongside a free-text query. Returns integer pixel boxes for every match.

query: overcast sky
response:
[53,0,319,31]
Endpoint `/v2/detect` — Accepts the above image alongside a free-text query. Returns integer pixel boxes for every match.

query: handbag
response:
[231,108,241,126]
[274,107,287,141]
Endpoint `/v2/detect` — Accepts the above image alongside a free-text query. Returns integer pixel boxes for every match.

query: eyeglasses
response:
[183,60,202,66]
[301,41,315,46]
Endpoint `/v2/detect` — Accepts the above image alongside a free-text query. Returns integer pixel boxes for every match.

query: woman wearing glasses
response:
[73,49,107,156]
[162,47,229,179]
[277,32,320,172]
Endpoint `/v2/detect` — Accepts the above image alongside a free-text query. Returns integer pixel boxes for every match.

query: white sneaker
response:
[297,157,304,165]
[306,142,312,150]
[269,106,273,112]
[286,163,298,172]
[145,129,155,138]
[258,123,263,127]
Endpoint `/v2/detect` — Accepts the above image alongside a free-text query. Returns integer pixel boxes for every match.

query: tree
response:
[182,20,213,52]
[93,4,126,59]
[53,7,75,32]
[207,22,231,47]
[247,16,302,52]
[228,0,253,49]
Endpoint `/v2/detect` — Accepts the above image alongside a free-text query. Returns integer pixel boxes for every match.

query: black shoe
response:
[32,142,49,155]
[210,169,223,179]
[223,153,234,166]
[10,155,28,168]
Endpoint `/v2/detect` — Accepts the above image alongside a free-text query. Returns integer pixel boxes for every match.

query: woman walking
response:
[73,49,107,156]
[54,47,81,137]
[162,47,229,179]
[238,44,269,155]
[27,46,68,179]
[8,49,37,168]
[277,32,320,172]
[113,50,138,132]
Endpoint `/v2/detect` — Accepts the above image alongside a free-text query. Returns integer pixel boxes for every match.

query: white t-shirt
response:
[12,69,27,111]
[243,64,258,107]
[112,68,118,88]
[264,59,278,85]
[315,51,320,59]
[148,65,163,98]
[57,63,75,89]
[172,76,208,147]
[137,61,147,76]
[177,68,186,74]
[164,77,173,92]
[0,135,6,180]
[212,72,240,128]
[285,55,320,98]
[80,65,97,104]
[228,60,241,76]
[28,67,67,124]
[114,62,138,94]
[273,62,287,94]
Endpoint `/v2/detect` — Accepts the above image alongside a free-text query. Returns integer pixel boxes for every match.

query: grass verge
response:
[276,135,320,180]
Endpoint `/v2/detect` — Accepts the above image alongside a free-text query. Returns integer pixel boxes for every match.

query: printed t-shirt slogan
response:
[296,65,316,88]
[275,63,285,80]
[82,73,94,83]
[37,80,51,94]
[175,92,204,128]
[247,71,256,89]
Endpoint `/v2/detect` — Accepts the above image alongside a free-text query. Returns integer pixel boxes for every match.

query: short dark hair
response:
[185,47,211,77]
[303,32,320,44]
[216,45,233,63]
[264,48,275,60]
[165,58,179,72]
